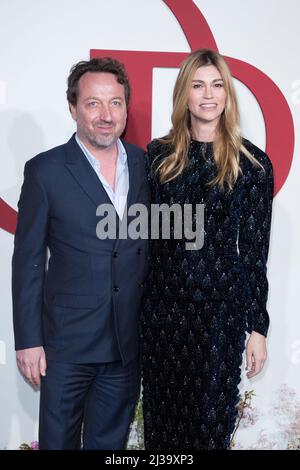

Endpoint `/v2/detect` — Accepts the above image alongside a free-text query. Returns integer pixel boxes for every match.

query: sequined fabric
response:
[141,139,274,450]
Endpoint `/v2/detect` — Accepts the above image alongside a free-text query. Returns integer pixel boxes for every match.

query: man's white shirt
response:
[75,134,129,219]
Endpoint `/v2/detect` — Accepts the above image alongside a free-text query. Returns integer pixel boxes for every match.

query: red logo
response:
[0,0,294,235]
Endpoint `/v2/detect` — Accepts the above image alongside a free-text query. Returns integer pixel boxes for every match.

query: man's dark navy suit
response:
[12,134,149,449]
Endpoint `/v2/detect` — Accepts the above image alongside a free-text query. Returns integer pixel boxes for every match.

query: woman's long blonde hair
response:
[156,49,261,189]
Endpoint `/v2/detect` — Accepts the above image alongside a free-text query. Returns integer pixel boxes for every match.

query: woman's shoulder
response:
[241,138,273,174]
[146,138,173,161]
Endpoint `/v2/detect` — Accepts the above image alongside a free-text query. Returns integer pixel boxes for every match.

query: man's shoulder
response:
[25,136,74,172]
[121,140,145,158]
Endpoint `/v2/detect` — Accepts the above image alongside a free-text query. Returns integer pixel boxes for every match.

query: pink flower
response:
[30,441,39,450]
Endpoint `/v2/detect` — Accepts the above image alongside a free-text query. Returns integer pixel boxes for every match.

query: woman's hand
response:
[245,331,267,379]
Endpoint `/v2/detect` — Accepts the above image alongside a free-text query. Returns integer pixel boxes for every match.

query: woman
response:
[141,49,274,450]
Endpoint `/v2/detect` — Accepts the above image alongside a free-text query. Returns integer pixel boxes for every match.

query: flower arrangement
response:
[19,441,39,450]
[230,385,300,450]
[287,437,300,450]
[127,397,144,449]
[17,385,300,450]
[230,390,255,449]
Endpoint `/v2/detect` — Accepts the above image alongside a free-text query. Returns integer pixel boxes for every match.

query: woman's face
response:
[187,64,226,128]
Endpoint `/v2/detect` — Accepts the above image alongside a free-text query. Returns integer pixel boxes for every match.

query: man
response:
[12,58,149,450]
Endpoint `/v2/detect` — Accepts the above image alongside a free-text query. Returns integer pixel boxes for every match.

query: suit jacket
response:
[12,134,149,365]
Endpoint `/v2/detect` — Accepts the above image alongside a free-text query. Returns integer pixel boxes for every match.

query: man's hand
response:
[16,346,47,388]
[246,331,267,379]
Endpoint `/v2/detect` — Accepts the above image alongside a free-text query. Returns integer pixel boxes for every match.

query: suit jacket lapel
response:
[123,141,141,209]
[64,134,112,207]
[63,135,143,249]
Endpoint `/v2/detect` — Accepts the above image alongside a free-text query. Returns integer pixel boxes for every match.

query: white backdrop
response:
[0,0,299,450]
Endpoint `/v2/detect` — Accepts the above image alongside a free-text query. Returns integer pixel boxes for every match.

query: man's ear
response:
[69,103,77,121]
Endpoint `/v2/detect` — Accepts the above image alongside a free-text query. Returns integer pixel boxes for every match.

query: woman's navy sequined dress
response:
[141,138,273,450]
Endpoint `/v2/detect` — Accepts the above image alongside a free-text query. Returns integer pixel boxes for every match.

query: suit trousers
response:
[39,358,140,450]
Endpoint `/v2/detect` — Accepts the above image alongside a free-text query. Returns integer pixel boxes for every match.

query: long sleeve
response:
[238,154,274,337]
[12,160,49,350]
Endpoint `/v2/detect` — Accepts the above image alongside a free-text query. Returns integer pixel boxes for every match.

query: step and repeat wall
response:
[0,0,299,450]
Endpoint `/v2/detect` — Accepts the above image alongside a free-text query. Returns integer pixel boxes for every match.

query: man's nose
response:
[98,103,112,121]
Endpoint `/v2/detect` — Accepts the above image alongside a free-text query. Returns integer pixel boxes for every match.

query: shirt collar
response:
[75,134,127,168]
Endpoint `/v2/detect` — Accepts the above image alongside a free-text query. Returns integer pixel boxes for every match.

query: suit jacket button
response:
[137,248,142,255]
[138,283,144,288]
[113,251,118,258]
[113,286,119,292]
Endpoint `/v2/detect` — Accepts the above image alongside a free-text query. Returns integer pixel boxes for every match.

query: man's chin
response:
[89,136,117,150]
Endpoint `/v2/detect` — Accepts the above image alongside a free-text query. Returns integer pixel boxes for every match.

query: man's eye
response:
[112,101,121,106]
[214,83,223,88]
[88,101,97,107]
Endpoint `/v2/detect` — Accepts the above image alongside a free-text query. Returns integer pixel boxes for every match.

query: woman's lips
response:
[200,104,217,109]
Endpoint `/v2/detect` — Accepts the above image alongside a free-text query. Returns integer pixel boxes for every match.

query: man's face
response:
[70,71,127,150]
